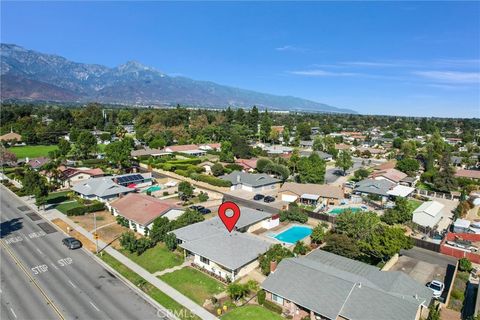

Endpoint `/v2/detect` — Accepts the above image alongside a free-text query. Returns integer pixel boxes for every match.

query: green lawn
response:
[120,243,183,273]
[45,191,70,204]
[407,199,422,213]
[99,252,200,320]
[8,145,58,158]
[55,200,82,214]
[160,267,226,305]
[221,305,283,320]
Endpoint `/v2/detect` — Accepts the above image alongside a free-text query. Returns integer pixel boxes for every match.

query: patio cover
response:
[387,185,415,197]
[301,193,320,201]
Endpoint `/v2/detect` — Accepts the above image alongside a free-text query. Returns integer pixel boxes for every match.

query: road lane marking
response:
[0,241,64,319]
[51,263,59,270]
[36,248,43,255]
[4,236,23,245]
[31,264,48,275]
[68,280,77,288]
[10,308,17,318]
[89,301,100,311]
[57,257,73,267]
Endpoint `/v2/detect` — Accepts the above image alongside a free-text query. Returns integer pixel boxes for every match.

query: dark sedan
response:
[263,196,275,203]
[62,237,82,250]
[253,194,265,201]
[199,208,212,215]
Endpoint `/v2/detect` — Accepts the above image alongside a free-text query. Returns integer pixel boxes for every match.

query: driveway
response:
[325,157,384,185]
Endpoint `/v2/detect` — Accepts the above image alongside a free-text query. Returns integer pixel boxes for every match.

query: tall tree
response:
[105,137,133,169]
[259,111,272,142]
[75,130,97,159]
[335,150,354,175]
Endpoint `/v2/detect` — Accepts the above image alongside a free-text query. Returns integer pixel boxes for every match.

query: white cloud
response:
[413,71,480,83]
[288,69,359,77]
[275,45,306,52]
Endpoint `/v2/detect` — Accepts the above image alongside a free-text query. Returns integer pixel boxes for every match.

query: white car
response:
[427,280,445,298]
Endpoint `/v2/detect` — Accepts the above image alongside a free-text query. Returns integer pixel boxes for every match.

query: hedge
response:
[174,170,190,178]
[193,174,232,187]
[262,300,283,314]
[66,202,105,216]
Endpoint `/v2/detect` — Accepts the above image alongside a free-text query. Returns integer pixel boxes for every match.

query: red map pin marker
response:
[218,201,241,233]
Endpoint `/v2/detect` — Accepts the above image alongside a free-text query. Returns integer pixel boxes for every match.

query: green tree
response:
[434,152,458,192]
[150,217,171,243]
[256,158,273,173]
[323,233,363,260]
[279,203,308,223]
[105,137,133,169]
[354,168,369,181]
[171,209,205,230]
[312,137,324,151]
[297,153,326,183]
[335,210,381,242]
[259,111,272,142]
[426,303,441,320]
[178,181,194,199]
[76,130,97,159]
[459,258,473,272]
[57,138,71,157]
[296,122,311,140]
[335,150,354,175]
[219,141,234,162]
[396,158,420,176]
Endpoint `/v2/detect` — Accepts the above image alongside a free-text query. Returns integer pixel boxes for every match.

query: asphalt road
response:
[325,157,384,184]
[0,187,162,320]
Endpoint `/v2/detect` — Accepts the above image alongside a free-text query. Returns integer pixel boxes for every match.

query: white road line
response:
[10,308,17,318]
[51,263,58,270]
[36,248,43,254]
[68,280,76,288]
[89,301,100,312]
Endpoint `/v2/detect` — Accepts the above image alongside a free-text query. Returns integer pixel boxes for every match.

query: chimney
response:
[270,260,277,273]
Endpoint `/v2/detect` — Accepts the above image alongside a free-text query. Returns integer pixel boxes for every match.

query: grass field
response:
[120,243,183,273]
[55,200,83,214]
[8,145,58,158]
[160,267,226,305]
[99,252,200,320]
[221,305,283,320]
[407,199,422,213]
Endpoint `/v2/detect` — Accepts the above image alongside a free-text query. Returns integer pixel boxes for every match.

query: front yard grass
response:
[99,252,200,320]
[221,305,283,320]
[407,199,422,212]
[55,200,83,214]
[160,267,226,305]
[120,243,183,273]
[8,145,58,158]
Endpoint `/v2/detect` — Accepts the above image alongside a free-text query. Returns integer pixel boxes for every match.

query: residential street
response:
[325,157,384,184]
[0,187,162,320]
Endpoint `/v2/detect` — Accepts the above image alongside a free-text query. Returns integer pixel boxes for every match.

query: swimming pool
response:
[273,226,312,244]
[329,207,363,215]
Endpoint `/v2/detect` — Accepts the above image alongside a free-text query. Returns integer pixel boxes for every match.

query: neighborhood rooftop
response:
[262,250,432,320]
[220,171,281,187]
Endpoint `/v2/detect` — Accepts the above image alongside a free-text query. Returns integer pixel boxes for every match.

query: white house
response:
[412,201,445,229]
[220,171,281,192]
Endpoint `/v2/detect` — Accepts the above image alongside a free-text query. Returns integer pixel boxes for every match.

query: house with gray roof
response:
[299,150,333,161]
[220,171,281,192]
[172,210,276,281]
[261,250,432,320]
[71,177,135,202]
[353,178,396,202]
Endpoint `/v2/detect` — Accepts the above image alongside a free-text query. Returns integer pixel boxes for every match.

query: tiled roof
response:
[455,169,480,179]
[110,193,180,226]
[279,182,344,199]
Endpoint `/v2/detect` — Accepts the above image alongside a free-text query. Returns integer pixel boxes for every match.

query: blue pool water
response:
[273,226,312,244]
[329,207,362,215]
[143,185,162,192]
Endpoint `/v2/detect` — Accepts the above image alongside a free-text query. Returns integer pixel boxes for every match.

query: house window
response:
[272,294,284,305]
[200,256,210,265]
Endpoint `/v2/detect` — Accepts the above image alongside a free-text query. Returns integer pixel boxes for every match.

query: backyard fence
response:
[414,189,459,201]
[410,237,441,252]
[305,211,337,224]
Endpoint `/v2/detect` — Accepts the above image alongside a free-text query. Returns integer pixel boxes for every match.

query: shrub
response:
[279,203,308,223]
[163,191,169,196]
[86,202,105,213]
[257,289,266,305]
[198,191,209,202]
[66,206,87,216]
[293,241,309,255]
[450,289,464,300]
[459,258,473,272]
[174,169,190,178]
[193,174,232,187]
[164,233,177,251]
[263,300,283,314]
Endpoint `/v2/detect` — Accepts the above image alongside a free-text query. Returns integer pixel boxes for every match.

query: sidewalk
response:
[24,198,218,320]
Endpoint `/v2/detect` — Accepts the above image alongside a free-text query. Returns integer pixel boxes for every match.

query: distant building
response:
[72,177,135,202]
[0,131,22,144]
[278,182,344,207]
[26,157,50,170]
[455,169,480,180]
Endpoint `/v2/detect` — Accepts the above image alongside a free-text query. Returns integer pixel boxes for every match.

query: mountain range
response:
[0,43,356,113]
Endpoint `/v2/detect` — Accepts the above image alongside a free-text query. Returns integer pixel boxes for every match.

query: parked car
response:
[62,237,82,250]
[427,280,445,298]
[264,196,275,203]
[199,208,211,215]
[189,205,205,212]
[253,194,265,201]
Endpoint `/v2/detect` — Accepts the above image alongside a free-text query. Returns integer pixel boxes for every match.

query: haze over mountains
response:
[0,44,355,113]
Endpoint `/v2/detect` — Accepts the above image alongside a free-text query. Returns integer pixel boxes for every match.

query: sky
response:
[1,1,479,118]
